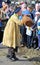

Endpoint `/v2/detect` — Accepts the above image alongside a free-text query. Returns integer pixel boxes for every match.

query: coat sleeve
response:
[11,15,23,25]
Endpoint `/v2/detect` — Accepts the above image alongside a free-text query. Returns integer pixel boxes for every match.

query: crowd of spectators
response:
[0,1,40,50]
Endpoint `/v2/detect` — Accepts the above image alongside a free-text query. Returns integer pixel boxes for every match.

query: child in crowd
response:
[26,26,32,48]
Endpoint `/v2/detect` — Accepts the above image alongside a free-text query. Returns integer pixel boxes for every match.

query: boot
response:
[12,53,19,60]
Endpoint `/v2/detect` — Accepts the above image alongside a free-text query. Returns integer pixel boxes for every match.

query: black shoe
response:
[6,55,13,60]
[12,55,19,61]
[6,55,10,58]
[14,57,19,61]
[27,46,31,49]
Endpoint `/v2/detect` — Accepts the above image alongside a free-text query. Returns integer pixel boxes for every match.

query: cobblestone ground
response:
[18,47,40,65]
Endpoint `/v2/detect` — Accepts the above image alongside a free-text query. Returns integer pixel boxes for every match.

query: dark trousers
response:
[8,47,15,58]
[20,25,27,45]
[8,47,18,58]
[0,28,3,43]
[38,34,40,48]
[27,35,32,47]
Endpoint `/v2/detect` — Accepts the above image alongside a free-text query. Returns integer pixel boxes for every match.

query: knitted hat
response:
[14,7,21,13]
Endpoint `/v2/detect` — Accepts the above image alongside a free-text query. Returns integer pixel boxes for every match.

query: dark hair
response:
[25,2,27,5]
[38,9,40,12]
[35,1,40,4]
[7,0,11,4]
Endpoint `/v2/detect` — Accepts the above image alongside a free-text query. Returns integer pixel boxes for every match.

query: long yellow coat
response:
[2,13,22,49]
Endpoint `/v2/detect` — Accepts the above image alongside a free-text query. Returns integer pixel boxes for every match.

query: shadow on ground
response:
[27,56,40,62]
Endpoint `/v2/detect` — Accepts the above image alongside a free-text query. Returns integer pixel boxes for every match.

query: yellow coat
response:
[2,13,22,49]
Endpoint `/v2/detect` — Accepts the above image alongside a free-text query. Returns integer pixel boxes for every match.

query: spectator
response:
[2,2,9,19]
[36,11,40,50]
[19,3,27,46]
[22,9,33,48]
